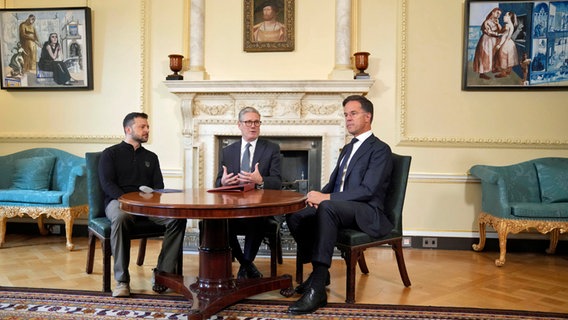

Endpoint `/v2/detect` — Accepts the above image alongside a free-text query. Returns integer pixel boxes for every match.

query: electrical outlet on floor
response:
[402,236,412,247]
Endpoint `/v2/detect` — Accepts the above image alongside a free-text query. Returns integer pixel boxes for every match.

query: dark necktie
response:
[333,138,358,192]
[241,143,251,172]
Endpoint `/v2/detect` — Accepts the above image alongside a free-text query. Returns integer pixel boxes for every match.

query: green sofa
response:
[470,157,568,266]
[0,148,88,250]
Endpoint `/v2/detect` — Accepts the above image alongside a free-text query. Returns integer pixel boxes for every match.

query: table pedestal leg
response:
[154,218,294,320]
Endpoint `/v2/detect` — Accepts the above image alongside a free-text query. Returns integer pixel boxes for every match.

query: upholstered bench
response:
[0,148,88,250]
[470,157,568,266]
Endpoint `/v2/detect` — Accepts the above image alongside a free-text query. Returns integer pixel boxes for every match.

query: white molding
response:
[409,173,478,183]
[403,230,555,240]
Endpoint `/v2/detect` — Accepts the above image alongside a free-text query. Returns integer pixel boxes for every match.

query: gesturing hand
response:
[221,165,238,186]
[238,163,263,185]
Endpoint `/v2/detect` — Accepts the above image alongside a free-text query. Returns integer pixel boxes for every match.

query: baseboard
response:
[7,222,568,256]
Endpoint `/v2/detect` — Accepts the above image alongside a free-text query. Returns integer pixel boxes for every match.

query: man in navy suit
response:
[286,95,393,314]
[215,107,282,279]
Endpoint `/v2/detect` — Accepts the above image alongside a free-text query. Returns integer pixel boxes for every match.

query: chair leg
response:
[86,232,96,274]
[269,236,277,277]
[546,228,560,254]
[357,250,369,274]
[391,239,411,287]
[137,238,148,266]
[344,248,360,304]
[102,239,112,292]
[176,244,184,275]
[277,233,283,265]
[495,227,509,267]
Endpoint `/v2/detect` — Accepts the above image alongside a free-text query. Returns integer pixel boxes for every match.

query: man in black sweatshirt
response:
[98,112,186,297]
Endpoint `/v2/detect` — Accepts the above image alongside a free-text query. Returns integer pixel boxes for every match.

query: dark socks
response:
[310,263,329,290]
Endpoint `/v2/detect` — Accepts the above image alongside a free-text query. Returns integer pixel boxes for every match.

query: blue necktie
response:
[241,143,251,172]
[333,138,358,192]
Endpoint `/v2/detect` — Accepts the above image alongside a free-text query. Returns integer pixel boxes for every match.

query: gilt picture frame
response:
[463,0,568,90]
[244,0,295,52]
[0,7,93,90]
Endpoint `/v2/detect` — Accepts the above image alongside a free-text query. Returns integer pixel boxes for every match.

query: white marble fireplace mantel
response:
[164,79,374,189]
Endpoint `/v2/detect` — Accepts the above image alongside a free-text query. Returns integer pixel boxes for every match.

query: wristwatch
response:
[256,182,264,189]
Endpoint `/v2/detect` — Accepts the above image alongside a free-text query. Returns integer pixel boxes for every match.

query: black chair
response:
[295,153,412,303]
[84,152,181,292]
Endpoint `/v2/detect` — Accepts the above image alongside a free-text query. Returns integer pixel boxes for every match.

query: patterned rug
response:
[1,286,567,320]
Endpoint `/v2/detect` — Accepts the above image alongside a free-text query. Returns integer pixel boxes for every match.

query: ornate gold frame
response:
[243,0,295,52]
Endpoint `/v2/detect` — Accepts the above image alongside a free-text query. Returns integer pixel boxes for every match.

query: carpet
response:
[1,286,567,320]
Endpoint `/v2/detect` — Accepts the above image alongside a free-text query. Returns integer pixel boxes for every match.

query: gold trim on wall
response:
[397,0,568,149]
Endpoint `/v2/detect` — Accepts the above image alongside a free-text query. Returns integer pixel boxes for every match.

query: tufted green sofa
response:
[0,148,88,250]
[470,157,568,266]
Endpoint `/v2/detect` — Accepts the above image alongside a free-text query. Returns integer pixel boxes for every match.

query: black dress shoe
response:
[237,265,248,279]
[288,287,327,315]
[245,262,263,279]
[295,271,330,294]
[237,263,263,279]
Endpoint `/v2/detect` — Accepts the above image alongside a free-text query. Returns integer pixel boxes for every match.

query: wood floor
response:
[1,233,567,314]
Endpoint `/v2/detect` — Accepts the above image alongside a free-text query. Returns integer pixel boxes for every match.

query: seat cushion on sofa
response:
[511,202,568,219]
[11,156,56,191]
[535,162,568,203]
[0,189,64,204]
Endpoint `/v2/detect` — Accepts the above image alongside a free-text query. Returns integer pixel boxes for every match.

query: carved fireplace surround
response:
[165,79,374,251]
[164,79,374,190]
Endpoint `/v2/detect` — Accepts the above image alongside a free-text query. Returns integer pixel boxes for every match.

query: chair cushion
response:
[0,190,63,204]
[11,156,56,191]
[337,228,401,246]
[535,162,568,203]
[88,216,167,238]
[510,202,568,219]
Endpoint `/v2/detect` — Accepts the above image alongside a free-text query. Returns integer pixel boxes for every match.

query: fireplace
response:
[164,79,374,252]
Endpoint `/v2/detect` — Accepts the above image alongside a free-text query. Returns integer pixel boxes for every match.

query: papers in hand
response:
[207,183,255,193]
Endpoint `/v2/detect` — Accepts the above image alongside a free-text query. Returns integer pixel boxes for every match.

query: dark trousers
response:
[286,200,389,268]
[228,217,266,264]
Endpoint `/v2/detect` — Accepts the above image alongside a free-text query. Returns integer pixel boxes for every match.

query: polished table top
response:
[119,188,306,319]
[119,188,307,219]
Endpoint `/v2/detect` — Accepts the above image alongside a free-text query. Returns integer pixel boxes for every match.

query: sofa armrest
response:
[470,165,499,184]
[471,165,511,217]
[61,164,88,207]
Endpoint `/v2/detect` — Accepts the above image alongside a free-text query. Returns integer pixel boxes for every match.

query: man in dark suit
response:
[215,107,282,279]
[286,95,393,314]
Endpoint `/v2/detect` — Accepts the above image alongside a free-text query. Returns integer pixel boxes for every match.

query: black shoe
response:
[245,262,263,279]
[288,287,327,315]
[295,271,330,294]
[151,268,168,293]
[237,262,263,279]
[237,265,248,279]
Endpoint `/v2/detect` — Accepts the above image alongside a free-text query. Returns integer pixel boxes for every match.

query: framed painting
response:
[0,7,93,90]
[244,0,295,52]
[463,0,568,90]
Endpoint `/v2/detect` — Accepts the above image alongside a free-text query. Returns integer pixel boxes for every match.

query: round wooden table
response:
[119,188,306,320]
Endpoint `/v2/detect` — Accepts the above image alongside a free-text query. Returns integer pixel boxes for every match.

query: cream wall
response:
[1,0,567,238]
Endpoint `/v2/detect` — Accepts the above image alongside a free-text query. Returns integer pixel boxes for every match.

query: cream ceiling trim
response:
[397,0,568,149]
